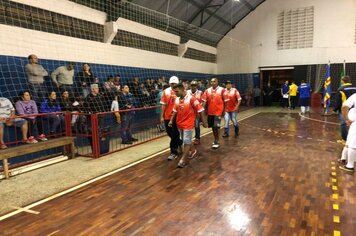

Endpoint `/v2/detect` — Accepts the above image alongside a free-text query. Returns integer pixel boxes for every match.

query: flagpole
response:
[323,61,331,115]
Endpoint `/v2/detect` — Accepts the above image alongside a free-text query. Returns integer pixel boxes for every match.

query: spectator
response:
[244,87,253,107]
[281,80,289,108]
[103,76,117,93]
[40,91,64,136]
[253,86,261,107]
[263,83,273,106]
[113,74,121,92]
[25,54,48,102]
[15,90,47,141]
[83,84,107,114]
[76,63,96,98]
[120,85,138,144]
[60,90,74,112]
[0,97,36,149]
[139,83,150,107]
[51,62,75,97]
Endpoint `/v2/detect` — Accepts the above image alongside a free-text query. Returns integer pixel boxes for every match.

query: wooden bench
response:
[0,136,75,179]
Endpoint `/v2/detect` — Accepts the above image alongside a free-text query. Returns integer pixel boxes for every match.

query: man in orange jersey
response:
[160,76,183,160]
[187,80,204,145]
[169,83,207,168]
[202,78,229,149]
[222,81,242,137]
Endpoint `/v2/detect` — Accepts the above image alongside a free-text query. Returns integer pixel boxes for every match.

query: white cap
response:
[169,76,179,84]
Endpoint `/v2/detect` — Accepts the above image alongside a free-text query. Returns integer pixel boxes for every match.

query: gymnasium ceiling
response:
[128,0,266,42]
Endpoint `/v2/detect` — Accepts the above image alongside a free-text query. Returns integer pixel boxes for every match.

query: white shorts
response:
[346,123,356,148]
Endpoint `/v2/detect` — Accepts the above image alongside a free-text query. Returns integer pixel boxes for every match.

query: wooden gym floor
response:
[0,111,355,235]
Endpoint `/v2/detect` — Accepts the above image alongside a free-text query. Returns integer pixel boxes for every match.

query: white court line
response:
[11,207,39,215]
[0,111,261,222]
[299,113,339,125]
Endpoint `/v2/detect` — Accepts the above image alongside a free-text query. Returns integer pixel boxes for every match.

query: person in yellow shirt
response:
[289,81,298,110]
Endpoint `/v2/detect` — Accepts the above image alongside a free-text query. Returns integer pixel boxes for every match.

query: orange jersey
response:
[225,88,242,112]
[160,87,176,120]
[187,89,203,103]
[202,86,229,115]
[173,94,204,130]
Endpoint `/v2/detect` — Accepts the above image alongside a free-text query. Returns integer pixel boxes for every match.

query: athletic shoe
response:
[212,142,220,149]
[167,153,177,160]
[193,139,200,145]
[0,144,8,149]
[25,136,38,144]
[339,165,354,172]
[222,133,229,137]
[188,149,197,159]
[177,159,188,168]
[38,134,48,141]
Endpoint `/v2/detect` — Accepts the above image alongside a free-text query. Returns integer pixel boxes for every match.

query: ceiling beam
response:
[187,0,231,27]
[239,0,254,10]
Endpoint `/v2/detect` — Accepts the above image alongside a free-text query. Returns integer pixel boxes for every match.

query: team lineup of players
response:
[160,76,241,168]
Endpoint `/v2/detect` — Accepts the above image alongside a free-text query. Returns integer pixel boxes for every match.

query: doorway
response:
[260,67,294,106]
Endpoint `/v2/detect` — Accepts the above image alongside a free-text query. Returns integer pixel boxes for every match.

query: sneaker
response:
[212,142,220,149]
[38,134,48,141]
[177,159,188,168]
[339,165,354,172]
[222,133,229,137]
[167,153,177,160]
[193,139,200,145]
[188,149,197,159]
[0,144,8,149]
[25,136,38,144]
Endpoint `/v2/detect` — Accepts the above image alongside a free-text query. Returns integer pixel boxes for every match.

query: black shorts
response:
[208,115,221,128]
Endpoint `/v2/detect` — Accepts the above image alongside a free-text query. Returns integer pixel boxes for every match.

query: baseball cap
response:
[226,80,232,84]
[169,76,179,84]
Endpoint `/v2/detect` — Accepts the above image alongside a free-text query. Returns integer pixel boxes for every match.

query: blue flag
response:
[323,64,331,109]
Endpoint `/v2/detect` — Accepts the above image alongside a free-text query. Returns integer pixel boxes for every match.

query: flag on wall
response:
[323,64,331,110]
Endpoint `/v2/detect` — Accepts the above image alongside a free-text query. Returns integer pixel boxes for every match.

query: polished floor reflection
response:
[1,111,355,235]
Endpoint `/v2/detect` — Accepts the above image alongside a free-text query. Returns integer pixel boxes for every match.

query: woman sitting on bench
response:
[39,91,65,137]
[15,90,47,142]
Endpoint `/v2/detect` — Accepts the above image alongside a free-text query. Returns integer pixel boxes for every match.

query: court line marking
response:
[10,207,39,215]
[299,113,339,125]
[0,111,261,222]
